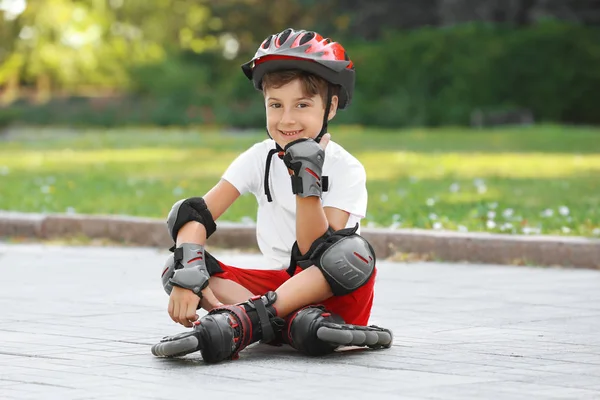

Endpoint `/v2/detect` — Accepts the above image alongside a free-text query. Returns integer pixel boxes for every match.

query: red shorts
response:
[212,262,376,326]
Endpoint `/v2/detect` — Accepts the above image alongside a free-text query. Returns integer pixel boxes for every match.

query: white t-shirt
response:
[222,138,368,270]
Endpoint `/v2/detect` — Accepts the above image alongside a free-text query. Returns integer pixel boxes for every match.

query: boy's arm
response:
[168,179,240,326]
[289,134,352,254]
[176,178,241,246]
[295,201,351,255]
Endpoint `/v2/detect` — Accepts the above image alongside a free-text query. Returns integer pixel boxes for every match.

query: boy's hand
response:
[168,286,201,327]
[283,135,329,198]
[168,286,222,327]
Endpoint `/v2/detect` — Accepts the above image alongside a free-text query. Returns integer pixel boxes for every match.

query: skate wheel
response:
[363,330,379,346]
[370,331,393,349]
[317,326,353,345]
[151,332,200,358]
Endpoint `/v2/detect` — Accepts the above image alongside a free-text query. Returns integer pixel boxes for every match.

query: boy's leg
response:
[202,261,291,307]
[271,266,332,316]
[153,262,291,362]
[200,277,254,309]
[280,266,392,356]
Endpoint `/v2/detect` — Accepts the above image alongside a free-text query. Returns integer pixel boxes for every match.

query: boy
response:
[152,28,392,363]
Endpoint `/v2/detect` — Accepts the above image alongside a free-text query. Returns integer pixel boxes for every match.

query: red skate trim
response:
[212,305,253,358]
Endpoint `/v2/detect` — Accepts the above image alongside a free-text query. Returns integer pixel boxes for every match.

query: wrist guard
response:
[282,138,325,198]
[161,243,210,298]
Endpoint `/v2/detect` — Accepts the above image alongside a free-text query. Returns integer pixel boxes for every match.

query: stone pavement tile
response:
[528,361,600,376]
[0,383,91,399]
[402,381,600,400]
[536,351,600,365]
[2,369,101,391]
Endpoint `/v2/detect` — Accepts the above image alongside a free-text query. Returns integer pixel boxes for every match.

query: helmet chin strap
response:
[315,86,333,144]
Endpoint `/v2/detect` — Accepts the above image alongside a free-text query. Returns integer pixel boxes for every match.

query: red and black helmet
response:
[241,28,355,109]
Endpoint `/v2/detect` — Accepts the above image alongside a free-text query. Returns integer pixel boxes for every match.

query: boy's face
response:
[264,79,337,148]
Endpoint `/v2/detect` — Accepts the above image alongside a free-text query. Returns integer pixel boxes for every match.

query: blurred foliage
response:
[0,1,599,127]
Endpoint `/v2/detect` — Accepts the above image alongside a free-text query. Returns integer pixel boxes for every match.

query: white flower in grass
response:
[559,206,570,216]
[429,213,438,220]
[561,226,571,234]
[522,226,541,235]
[541,209,554,218]
[502,208,514,218]
[473,178,487,194]
[487,211,496,219]
[592,228,600,236]
[46,176,56,184]
[488,202,498,210]
[40,185,51,194]
[486,220,496,229]
[426,198,435,206]
[240,216,254,225]
[449,183,460,193]
[367,221,376,228]
[500,223,513,231]
[458,225,468,233]
[0,166,9,175]
[65,207,76,214]
[409,176,419,183]
[380,194,388,202]
[389,222,401,230]
[172,186,184,196]
[392,214,401,222]
[433,222,443,230]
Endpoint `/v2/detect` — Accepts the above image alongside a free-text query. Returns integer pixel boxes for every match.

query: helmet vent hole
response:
[263,35,273,49]
[299,32,315,45]
[344,52,349,61]
[323,38,331,44]
[278,29,292,46]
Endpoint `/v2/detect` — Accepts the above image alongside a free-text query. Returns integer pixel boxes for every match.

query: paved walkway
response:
[1,243,600,399]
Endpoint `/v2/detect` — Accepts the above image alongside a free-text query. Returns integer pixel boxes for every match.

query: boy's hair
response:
[262,70,339,108]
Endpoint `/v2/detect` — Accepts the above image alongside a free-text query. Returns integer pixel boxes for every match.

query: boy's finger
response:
[168,299,178,323]
[319,133,331,150]
[178,306,192,327]
[186,302,198,322]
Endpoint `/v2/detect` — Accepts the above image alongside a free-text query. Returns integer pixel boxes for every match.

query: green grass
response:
[1,124,600,237]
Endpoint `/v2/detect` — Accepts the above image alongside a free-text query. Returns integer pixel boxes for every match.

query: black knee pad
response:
[287,224,376,296]
[284,306,345,356]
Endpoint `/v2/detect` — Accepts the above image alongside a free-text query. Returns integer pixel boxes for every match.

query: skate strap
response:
[251,297,275,343]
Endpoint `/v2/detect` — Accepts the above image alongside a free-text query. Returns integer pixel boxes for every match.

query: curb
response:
[1,211,599,269]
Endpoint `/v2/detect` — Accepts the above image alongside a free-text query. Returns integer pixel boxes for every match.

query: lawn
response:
[1,124,599,237]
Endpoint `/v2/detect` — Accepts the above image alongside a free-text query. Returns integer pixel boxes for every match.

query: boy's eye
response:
[297,103,309,108]
[269,103,281,108]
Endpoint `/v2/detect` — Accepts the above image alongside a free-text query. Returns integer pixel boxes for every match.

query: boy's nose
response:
[279,108,296,125]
